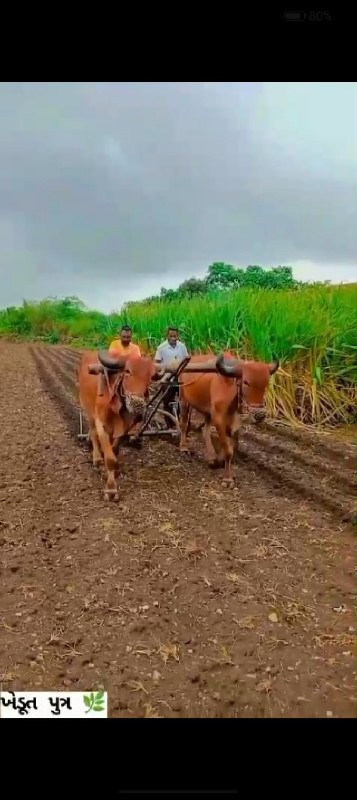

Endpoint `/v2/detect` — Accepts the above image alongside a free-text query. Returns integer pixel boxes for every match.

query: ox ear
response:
[269,357,280,375]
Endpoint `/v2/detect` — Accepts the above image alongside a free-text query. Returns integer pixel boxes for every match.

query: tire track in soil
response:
[1,341,355,718]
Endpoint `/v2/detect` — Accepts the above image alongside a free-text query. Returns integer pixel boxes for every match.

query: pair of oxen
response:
[78,350,279,500]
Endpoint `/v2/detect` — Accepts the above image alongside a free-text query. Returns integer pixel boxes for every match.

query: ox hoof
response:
[104,489,119,502]
[93,459,103,469]
[129,439,143,450]
[180,447,191,456]
[209,457,225,469]
[222,477,234,489]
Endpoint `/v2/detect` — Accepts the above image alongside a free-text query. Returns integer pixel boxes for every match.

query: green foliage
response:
[0,271,356,427]
[175,277,207,296]
[127,263,300,307]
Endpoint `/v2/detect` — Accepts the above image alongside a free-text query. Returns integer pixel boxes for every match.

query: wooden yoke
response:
[163,357,219,374]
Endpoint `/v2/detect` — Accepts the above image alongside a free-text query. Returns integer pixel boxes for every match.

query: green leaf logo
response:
[83,691,105,714]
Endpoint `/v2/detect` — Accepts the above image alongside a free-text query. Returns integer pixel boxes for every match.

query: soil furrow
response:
[241,427,355,494]
[38,349,79,398]
[45,348,81,372]
[30,347,81,439]
[262,421,355,466]
[237,441,354,524]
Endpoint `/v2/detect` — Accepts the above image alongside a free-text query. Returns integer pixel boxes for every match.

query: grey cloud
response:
[0,82,356,309]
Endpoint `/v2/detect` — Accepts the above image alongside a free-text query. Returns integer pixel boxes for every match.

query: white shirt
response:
[154,340,189,367]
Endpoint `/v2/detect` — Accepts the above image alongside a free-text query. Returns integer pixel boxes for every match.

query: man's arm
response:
[180,342,189,358]
[154,345,162,363]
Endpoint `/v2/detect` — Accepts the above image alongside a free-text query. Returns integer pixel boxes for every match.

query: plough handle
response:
[130,357,191,440]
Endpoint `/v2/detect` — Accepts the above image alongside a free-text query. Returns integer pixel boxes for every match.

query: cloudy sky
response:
[0,82,356,311]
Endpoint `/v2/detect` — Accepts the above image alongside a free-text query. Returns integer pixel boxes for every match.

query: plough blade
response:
[130,429,178,438]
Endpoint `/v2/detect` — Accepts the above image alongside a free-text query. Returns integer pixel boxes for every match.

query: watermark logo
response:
[83,691,105,714]
[0,690,108,718]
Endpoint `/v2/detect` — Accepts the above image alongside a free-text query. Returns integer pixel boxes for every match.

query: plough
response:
[77,356,192,443]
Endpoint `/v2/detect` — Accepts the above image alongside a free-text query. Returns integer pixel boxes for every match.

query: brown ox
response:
[78,350,163,500]
[179,353,279,486]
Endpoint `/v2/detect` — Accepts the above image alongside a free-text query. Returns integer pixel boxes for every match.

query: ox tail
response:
[187,406,192,433]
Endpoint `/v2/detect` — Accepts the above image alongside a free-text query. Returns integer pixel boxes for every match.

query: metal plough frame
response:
[77,356,191,443]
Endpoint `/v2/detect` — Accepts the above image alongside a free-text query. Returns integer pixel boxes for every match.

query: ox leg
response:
[201,415,219,467]
[212,414,234,487]
[179,398,191,454]
[227,412,240,461]
[95,418,119,501]
[89,419,103,467]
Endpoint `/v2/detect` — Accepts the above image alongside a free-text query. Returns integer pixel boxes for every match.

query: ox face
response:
[216,354,279,423]
[240,363,272,421]
[119,357,158,418]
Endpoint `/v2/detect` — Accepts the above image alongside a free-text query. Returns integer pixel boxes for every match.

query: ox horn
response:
[215,352,245,378]
[98,350,127,370]
[269,357,280,375]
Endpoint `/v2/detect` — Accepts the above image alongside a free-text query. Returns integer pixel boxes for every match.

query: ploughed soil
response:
[0,341,355,717]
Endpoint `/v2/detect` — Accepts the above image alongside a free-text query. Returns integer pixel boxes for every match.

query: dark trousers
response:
[162,384,179,428]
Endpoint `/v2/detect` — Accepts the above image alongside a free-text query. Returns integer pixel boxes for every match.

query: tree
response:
[160,287,177,301]
[244,266,267,288]
[137,262,299,303]
[269,266,295,289]
[177,277,206,296]
[206,262,241,291]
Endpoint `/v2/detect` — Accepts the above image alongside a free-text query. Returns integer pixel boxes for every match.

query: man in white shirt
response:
[154,327,189,427]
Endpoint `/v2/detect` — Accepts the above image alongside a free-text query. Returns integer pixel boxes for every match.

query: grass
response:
[0,285,356,428]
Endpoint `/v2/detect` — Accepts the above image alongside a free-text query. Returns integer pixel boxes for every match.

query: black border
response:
[3,4,354,79]
[3,718,356,792]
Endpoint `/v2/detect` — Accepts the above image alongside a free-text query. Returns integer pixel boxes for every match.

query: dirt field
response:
[0,341,355,717]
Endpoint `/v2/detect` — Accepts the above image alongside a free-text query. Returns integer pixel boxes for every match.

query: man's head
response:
[120,325,132,347]
[167,326,179,347]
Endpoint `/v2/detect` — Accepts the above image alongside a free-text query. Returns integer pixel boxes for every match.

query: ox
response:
[78,350,164,500]
[178,353,279,486]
